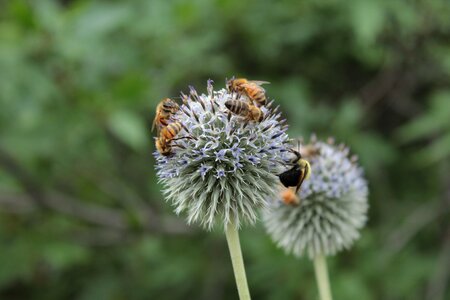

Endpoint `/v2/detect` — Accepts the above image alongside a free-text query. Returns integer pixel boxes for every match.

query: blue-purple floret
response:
[199,163,213,180]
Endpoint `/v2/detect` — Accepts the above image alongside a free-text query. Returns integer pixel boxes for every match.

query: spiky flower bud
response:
[263,137,369,258]
[154,80,290,229]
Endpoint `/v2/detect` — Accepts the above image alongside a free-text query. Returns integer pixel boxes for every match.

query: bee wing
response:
[241,82,266,92]
[295,162,311,193]
[295,174,306,193]
[249,80,270,86]
[151,116,161,133]
[151,117,157,132]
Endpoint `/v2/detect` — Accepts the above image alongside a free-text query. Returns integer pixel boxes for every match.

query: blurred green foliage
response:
[0,0,449,299]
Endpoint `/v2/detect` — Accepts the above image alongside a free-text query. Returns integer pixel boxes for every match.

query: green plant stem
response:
[225,222,251,300]
[314,254,333,300]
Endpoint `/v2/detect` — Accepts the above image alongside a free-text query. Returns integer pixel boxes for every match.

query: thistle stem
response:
[314,254,333,300]
[225,222,251,300]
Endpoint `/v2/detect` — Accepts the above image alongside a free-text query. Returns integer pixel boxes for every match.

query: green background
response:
[1,0,449,299]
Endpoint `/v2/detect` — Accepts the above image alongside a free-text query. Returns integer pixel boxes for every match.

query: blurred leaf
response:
[396,90,450,143]
[351,133,397,174]
[350,0,385,45]
[394,90,450,165]
[414,133,450,166]
[334,271,374,300]
[107,110,148,151]
[41,242,89,271]
[332,99,363,133]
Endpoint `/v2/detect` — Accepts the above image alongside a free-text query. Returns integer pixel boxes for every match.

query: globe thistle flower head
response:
[154,80,291,230]
[263,137,369,259]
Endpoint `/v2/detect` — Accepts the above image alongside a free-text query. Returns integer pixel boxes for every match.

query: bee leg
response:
[183,134,198,140]
[274,159,291,167]
[171,136,195,142]
[287,148,302,161]
[172,144,186,149]
[178,124,198,140]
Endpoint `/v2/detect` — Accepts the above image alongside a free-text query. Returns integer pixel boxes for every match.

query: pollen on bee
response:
[281,187,300,206]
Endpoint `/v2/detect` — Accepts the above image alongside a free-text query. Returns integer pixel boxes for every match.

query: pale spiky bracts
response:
[263,137,369,258]
[154,80,290,229]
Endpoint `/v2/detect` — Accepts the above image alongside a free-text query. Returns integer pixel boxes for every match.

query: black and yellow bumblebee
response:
[279,148,311,195]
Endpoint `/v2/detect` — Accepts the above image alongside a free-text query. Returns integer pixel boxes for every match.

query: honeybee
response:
[280,187,300,206]
[159,121,183,141]
[152,98,179,132]
[155,136,172,156]
[278,148,311,194]
[226,77,269,107]
[155,122,184,156]
[225,100,264,122]
[241,82,268,107]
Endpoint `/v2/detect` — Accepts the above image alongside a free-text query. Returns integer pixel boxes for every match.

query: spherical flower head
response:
[154,80,290,230]
[263,137,369,259]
